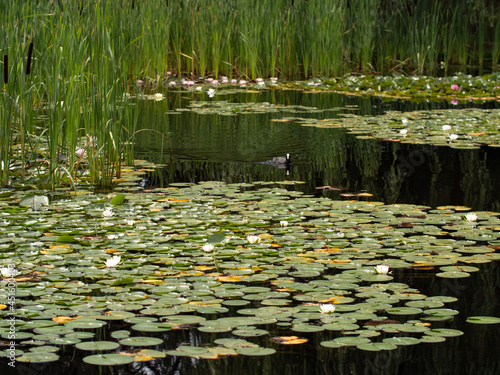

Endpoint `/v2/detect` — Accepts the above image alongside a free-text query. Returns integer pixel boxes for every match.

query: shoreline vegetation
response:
[0,0,499,189]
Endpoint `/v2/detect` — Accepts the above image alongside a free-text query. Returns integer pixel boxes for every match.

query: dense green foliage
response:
[1,0,497,81]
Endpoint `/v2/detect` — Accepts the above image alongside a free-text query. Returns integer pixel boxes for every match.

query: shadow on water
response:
[134,90,500,211]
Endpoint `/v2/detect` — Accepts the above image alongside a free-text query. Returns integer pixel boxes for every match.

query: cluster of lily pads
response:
[136,72,500,103]
[1,181,500,365]
[319,73,500,101]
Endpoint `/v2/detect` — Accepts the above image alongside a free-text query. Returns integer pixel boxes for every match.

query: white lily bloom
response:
[102,208,114,218]
[246,235,261,244]
[375,265,390,275]
[442,125,451,131]
[202,244,215,252]
[105,255,121,268]
[280,221,288,227]
[319,303,336,314]
[208,89,216,98]
[464,213,478,222]
[449,134,459,141]
[1,267,20,278]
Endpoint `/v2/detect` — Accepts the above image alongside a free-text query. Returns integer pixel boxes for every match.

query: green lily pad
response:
[19,194,49,208]
[386,307,423,315]
[76,341,120,351]
[383,337,421,346]
[321,337,371,348]
[425,329,464,337]
[83,354,134,365]
[16,352,59,363]
[109,194,126,205]
[356,342,397,351]
[466,316,500,324]
[119,337,163,347]
[236,347,276,356]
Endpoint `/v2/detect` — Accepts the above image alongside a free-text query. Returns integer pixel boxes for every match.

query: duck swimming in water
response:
[271,154,291,166]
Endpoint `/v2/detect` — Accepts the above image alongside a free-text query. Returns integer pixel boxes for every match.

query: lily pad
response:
[83,354,134,365]
[76,341,120,351]
[466,316,500,324]
[119,337,163,347]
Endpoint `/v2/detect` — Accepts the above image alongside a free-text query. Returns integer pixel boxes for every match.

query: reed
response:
[0,0,497,189]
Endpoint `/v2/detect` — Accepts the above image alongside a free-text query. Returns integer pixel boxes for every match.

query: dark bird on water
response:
[271,154,291,167]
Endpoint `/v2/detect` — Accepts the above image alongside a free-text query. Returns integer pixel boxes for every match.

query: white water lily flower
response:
[105,255,121,268]
[280,221,288,227]
[107,234,118,240]
[319,303,336,314]
[246,235,261,244]
[1,267,20,278]
[374,265,390,275]
[154,93,164,101]
[449,133,459,141]
[208,89,216,98]
[442,125,451,131]
[400,129,407,136]
[75,148,87,158]
[464,213,478,222]
[102,208,114,218]
[202,244,215,252]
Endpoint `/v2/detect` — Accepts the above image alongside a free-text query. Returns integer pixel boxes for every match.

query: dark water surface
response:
[5,91,499,375]
[133,91,500,375]
[135,91,500,212]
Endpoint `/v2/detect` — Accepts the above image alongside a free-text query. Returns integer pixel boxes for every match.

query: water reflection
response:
[135,92,500,211]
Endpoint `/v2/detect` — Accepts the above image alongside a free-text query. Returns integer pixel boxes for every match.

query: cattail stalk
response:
[3,54,7,84]
[26,41,33,75]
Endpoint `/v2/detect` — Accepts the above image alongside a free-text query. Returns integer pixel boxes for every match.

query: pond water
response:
[132,91,500,375]
[3,90,500,375]
[135,91,500,211]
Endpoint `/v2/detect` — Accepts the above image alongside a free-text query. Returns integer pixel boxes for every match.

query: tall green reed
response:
[1,0,498,188]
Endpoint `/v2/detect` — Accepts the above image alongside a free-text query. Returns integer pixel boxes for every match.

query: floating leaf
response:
[356,342,397,351]
[119,337,163,347]
[269,336,308,345]
[109,194,126,205]
[207,233,226,243]
[76,341,120,351]
[19,193,49,208]
[425,329,464,337]
[466,316,500,324]
[16,352,59,363]
[83,354,134,366]
[236,347,276,356]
